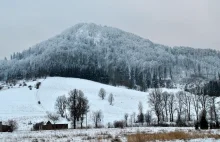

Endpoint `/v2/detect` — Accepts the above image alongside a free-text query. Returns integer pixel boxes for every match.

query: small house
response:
[0,122,12,132]
[33,121,68,130]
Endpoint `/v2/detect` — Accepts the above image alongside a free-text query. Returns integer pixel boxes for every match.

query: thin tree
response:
[124,113,128,127]
[92,110,103,128]
[145,111,152,125]
[168,93,175,122]
[47,112,60,125]
[162,91,170,122]
[192,94,200,121]
[176,91,184,122]
[108,93,114,105]
[148,89,163,125]
[68,89,78,129]
[77,90,89,129]
[99,88,106,100]
[183,92,192,121]
[138,101,144,124]
[55,95,67,118]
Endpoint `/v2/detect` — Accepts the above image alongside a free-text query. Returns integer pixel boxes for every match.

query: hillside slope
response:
[0,77,181,130]
[0,77,163,130]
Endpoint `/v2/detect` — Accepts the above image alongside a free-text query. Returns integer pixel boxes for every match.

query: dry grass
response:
[127,131,220,142]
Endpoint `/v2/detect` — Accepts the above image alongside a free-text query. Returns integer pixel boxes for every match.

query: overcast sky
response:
[0,0,219,59]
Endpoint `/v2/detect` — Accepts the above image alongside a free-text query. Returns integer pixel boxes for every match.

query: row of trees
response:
[148,87,219,128]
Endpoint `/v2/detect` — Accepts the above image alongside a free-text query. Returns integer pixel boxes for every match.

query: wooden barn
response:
[0,122,12,132]
[34,121,68,130]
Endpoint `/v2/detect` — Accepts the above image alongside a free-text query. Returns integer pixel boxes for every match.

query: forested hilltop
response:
[1,23,220,90]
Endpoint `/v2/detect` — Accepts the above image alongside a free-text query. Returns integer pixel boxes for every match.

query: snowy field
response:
[0,77,181,130]
[1,77,220,141]
[1,127,220,142]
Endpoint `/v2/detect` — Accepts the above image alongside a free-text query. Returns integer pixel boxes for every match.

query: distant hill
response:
[0,23,220,90]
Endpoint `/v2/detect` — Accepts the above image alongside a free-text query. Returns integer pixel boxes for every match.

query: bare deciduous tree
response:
[77,90,90,129]
[55,95,67,118]
[138,101,143,114]
[145,111,152,125]
[176,91,184,122]
[168,93,175,122]
[47,112,60,124]
[148,89,163,124]
[199,88,209,110]
[162,91,170,122]
[183,92,192,121]
[92,110,103,128]
[98,88,106,100]
[138,101,144,124]
[108,93,114,105]
[208,96,218,124]
[124,113,128,127]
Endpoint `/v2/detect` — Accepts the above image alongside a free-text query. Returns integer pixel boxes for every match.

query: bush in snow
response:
[28,85,32,90]
[7,119,18,132]
[35,82,41,89]
[0,86,3,90]
[23,82,27,86]
[114,120,125,129]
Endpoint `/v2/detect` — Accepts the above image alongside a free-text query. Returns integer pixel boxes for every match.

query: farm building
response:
[0,122,12,132]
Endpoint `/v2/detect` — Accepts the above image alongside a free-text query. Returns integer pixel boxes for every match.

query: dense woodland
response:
[1,23,220,90]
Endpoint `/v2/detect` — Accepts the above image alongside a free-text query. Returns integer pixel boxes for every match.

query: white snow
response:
[0,77,157,130]
[1,78,220,141]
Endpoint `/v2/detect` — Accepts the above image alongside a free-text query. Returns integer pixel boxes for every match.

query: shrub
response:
[28,85,32,90]
[114,121,125,128]
[23,82,27,86]
[0,86,3,90]
[8,119,18,132]
[195,121,199,130]
[35,82,41,89]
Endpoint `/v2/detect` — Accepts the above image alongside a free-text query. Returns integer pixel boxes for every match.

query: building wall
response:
[0,122,2,132]
[0,122,11,132]
[42,124,68,130]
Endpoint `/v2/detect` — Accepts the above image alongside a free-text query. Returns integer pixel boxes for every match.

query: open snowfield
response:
[1,127,220,142]
[0,77,181,130]
[1,77,220,141]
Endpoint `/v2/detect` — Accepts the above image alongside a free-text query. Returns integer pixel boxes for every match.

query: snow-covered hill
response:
[0,77,180,130]
[1,23,220,90]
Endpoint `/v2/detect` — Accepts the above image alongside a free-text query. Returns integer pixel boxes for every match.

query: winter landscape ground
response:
[0,77,220,141]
